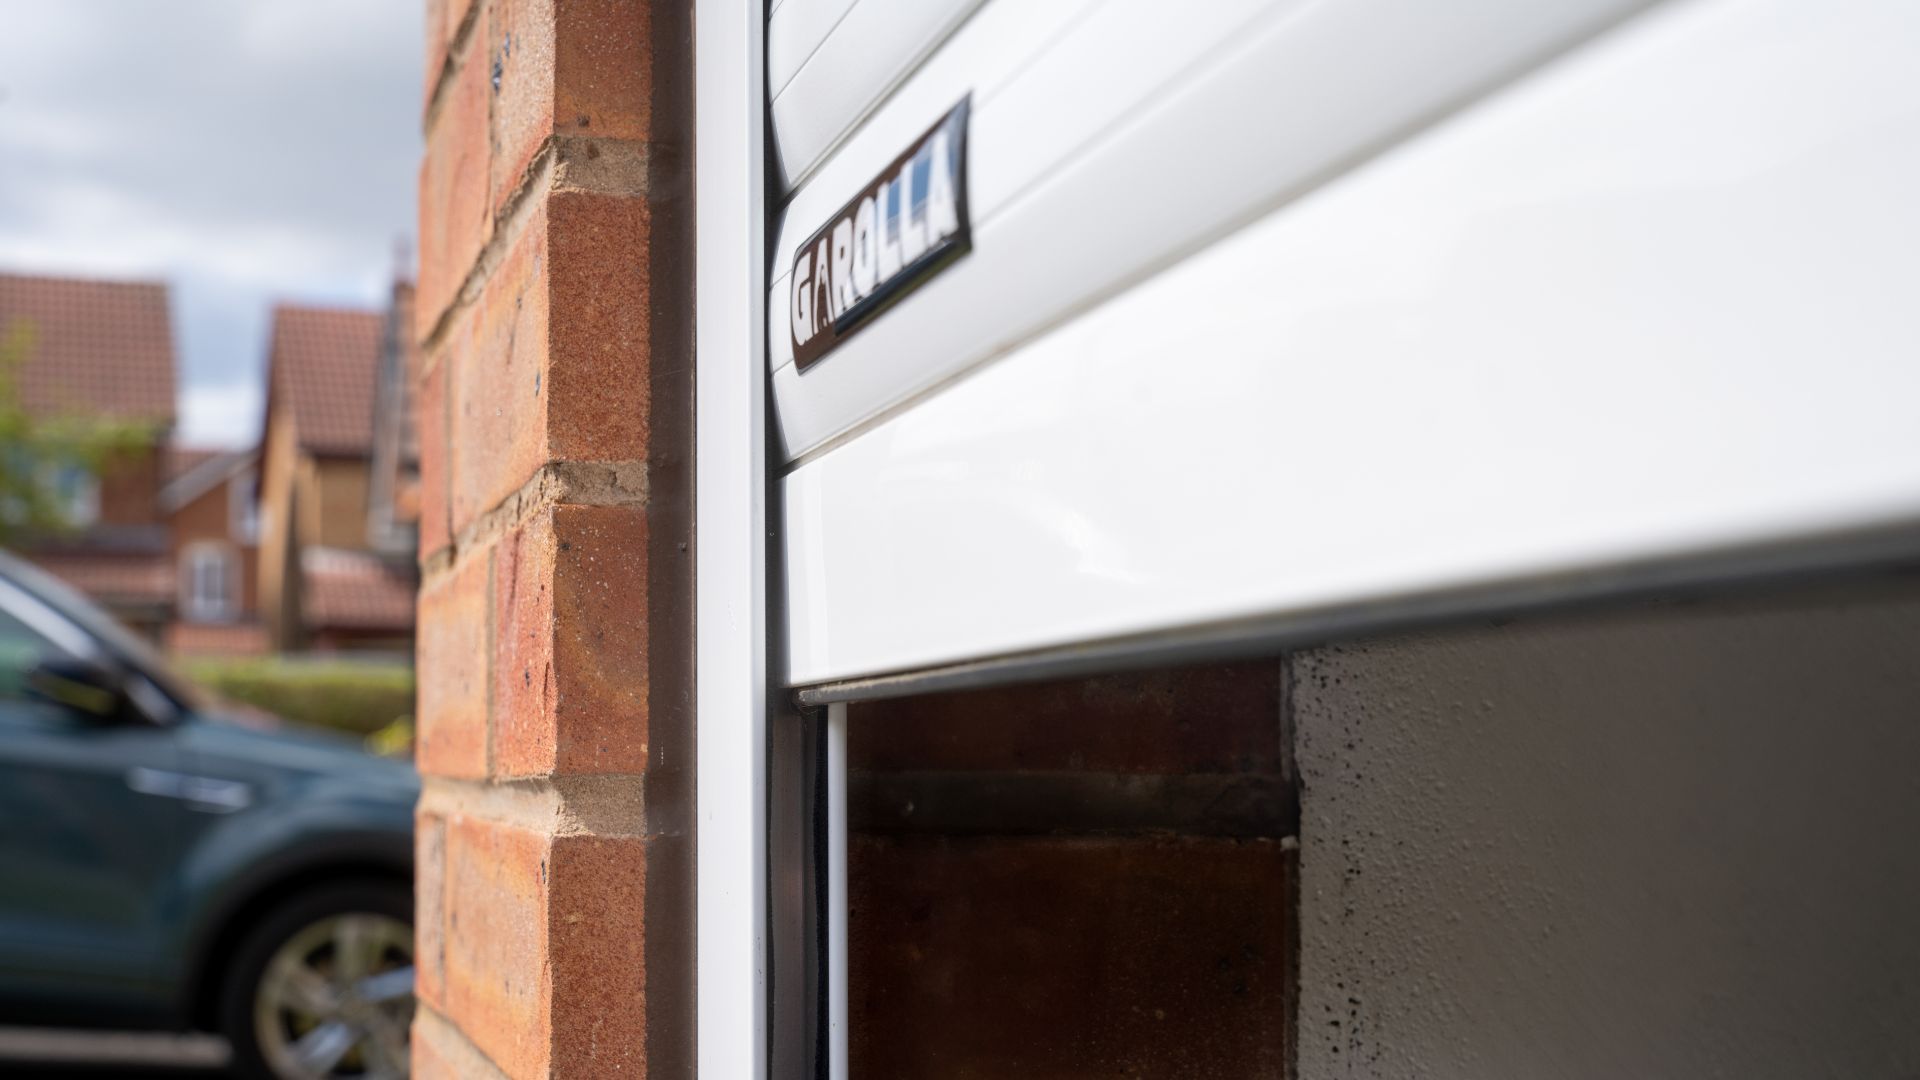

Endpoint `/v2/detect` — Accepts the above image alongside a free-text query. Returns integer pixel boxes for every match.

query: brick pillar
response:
[412,1,692,1077]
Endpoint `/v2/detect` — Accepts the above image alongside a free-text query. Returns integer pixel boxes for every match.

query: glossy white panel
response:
[770,0,983,190]
[768,0,1096,283]
[783,0,1920,685]
[767,0,858,99]
[768,0,1656,461]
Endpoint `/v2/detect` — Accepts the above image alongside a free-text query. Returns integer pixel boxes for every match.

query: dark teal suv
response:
[0,550,418,1080]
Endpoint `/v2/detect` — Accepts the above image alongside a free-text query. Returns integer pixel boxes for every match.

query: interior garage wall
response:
[1292,579,1920,1079]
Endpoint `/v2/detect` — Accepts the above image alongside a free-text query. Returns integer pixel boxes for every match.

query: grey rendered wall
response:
[1294,582,1920,1079]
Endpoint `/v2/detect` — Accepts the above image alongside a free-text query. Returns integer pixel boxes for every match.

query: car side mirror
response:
[25,656,133,723]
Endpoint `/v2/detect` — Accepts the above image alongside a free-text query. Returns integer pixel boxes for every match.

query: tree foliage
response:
[0,318,158,543]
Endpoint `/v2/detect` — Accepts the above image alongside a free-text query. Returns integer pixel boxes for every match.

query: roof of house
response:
[267,304,385,456]
[164,446,225,486]
[159,445,258,514]
[301,547,416,631]
[0,271,177,425]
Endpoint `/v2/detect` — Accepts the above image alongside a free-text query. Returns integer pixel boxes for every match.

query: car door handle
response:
[125,767,254,814]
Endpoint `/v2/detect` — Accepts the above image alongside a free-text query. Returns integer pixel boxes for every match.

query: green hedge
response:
[182,657,414,737]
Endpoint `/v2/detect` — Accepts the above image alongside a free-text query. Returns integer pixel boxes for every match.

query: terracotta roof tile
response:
[268,304,384,456]
[165,446,224,486]
[0,271,177,424]
[302,548,416,631]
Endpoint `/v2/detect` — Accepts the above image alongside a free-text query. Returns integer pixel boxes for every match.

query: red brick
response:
[492,507,556,775]
[554,0,653,141]
[448,197,550,532]
[423,0,449,112]
[444,815,552,1079]
[448,191,650,533]
[852,661,1284,775]
[545,192,651,463]
[416,552,490,779]
[490,0,652,212]
[495,504,650,777]
[548,834,649,1075]
[417,353,452,559]
[419,31,491,334]
[850,835,1291,1078]
[415,811,448,1012]
[447,0,479,48]
[424,0,483,114]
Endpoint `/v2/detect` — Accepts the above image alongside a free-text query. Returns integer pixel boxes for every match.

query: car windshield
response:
[0,548,208,713]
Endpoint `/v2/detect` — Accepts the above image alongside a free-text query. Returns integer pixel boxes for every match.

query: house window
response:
[0,455,98,528]
[230,467,260,543]
[50,464,99,527]
[182,543,237,623]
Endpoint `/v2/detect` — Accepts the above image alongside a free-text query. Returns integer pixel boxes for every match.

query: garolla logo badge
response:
[791,98,972,372]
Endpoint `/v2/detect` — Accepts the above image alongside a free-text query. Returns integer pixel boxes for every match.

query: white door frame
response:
[694,0,768,1076]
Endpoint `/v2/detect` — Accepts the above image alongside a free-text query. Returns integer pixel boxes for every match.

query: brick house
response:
[0,271,178,639]
[256,290,420,654]
[158,445,268,656]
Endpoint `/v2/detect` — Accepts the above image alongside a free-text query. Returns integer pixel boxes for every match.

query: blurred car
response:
[0,549,418,1080]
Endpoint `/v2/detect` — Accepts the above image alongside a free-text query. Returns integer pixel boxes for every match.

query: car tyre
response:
[218,879,415,1080]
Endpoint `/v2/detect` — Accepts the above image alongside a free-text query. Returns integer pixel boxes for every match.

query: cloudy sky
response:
[0,1,422,447]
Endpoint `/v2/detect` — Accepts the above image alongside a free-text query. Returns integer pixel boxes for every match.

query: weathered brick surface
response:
[417,351,452,559]
[495,504,650,777]
[547,834,650,1075]
[423,0,450,111]
[852,660,1284,775]
[443,191,650,537]
[492,508,556,775]
[446,195,550,533]
[553,0,653,142]
[544,192,651,462]
[415,811,449,1011]
[491,0,653,212]
[432,813,651,1079]
[448,0,480,36]
[416,552,490,779]
[426,0,483,103]
[444,815,552,1078]
[418,27,491,333]
[850,835,1292,1078]
[415,1,696,1075]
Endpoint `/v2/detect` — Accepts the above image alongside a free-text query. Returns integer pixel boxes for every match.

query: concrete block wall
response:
[411,2,692,1076]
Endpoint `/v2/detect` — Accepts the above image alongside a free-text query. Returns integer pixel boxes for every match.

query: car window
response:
[0,602,81,728]
[0,552,201,714]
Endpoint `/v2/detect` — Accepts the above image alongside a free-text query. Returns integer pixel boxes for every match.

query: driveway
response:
[0,1029,230,1078]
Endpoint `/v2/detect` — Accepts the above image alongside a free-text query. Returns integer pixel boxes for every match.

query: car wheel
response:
[218,880,415,1080]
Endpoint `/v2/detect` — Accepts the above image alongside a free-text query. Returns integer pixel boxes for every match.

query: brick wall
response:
[412,1,692,1077]
[96,444,165,526]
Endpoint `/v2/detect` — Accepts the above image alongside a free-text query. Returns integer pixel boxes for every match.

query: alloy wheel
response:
[251,911,414,1079]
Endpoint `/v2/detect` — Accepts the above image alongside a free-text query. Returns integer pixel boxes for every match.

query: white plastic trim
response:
[694,1,768,1077]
